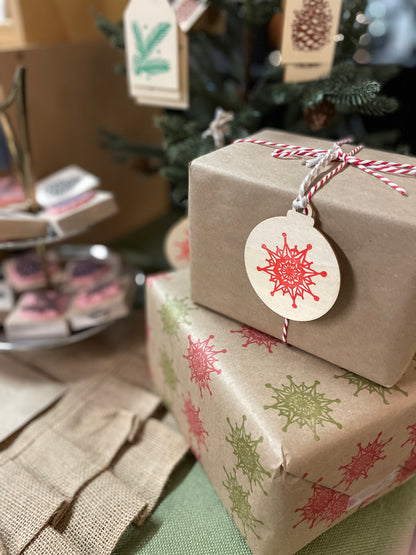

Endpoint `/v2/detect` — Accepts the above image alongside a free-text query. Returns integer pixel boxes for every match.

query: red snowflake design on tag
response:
[294,477,351,529]
[182,392,208,459]
[230,324,281,354]
[257,233,327,308]
[334,432,393,491]
[183,334,226,398]
[174,229,190,263]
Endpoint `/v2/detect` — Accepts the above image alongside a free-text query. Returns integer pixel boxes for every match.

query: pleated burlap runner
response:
[0,314,189,555]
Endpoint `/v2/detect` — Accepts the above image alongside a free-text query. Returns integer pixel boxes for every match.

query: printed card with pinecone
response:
[281,0,342,65]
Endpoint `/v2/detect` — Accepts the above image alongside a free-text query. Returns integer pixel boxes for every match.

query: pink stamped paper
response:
[74,280,121,309]
[8,253,59,287]
[20,290,69,320]
[0,176,26,207]
[47,191,96,215]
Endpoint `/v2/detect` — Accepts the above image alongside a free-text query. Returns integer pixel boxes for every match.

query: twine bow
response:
[202,107,234,149]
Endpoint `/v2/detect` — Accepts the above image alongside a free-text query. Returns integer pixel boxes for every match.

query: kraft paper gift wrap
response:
[189,129,416,387]
[146,270,416,555]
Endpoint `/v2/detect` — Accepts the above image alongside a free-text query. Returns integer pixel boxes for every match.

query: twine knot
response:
[202,107,234,149]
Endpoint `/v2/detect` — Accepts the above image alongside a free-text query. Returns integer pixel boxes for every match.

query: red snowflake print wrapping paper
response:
[146,269,416,555]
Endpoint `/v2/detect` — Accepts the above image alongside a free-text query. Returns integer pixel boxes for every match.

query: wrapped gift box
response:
[146,269,416,555]
[189,129,416,387]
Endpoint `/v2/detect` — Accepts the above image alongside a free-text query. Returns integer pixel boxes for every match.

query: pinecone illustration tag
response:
[244,210,340,321]
[281,0,342,65]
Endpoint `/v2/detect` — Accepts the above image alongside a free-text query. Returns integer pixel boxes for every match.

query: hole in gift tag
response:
[244,210,340,322]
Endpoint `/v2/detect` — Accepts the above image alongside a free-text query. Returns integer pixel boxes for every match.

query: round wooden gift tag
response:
[244,210,340,322]
[164,217,190,270]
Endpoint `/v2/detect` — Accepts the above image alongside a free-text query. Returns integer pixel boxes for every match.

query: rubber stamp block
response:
[42,191,118,236]
[4,290,70,340]
[35,165,100,208]
[69,277,133,330]
[2,250,63,292]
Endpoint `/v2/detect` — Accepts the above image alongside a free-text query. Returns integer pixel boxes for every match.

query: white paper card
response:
[281,0,342,65]
[35,165,100,208]
[124,0,179,96]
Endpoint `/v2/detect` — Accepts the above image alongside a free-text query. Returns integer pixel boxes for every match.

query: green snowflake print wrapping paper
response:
[146,269,416,555]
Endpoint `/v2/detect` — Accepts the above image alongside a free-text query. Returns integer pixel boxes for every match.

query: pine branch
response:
[143,22,172,56]
[355,95,399,116]
[132,22,146,57]
[99,129,164,159]
[95,14,124,49]
[238,0,282,26]
[324,81,380,106]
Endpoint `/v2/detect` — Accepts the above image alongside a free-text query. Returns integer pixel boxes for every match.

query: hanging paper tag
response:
[124,0,179,96]
[284,62,333,83]
[170,0,209,33]
[133,28,189,110]
[281,0,342,66]
[244,210,340,322]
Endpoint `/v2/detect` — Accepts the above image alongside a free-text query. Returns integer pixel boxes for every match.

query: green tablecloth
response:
[114,456,416,555]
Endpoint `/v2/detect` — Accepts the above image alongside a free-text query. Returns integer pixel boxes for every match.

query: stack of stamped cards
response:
[0,249,134,341]
[0,165,117,242]
[0,175,48,241]
[123,0,211,110]
[36,165,118,237]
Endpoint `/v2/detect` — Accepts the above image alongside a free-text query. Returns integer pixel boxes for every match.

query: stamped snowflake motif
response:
[401,424,416,449]
[392,465,414,488]
[230,324,281,354]
[181,392,208,459]
[334,432,393,491]
[264,375,342,441]
[158,294,194,339]
[222,466,263,540]
[294,478,351,529]
[391,450,416,488]
[174,228,190,263]
[334,370,408,405]
[391,425,416,488]
[402,449,416,474]
[226,415,271,495]
[183,334,226,398]
[257,233,327,309]
[160,348,179,392]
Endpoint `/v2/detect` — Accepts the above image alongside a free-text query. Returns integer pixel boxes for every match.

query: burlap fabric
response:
[0,313,188,555]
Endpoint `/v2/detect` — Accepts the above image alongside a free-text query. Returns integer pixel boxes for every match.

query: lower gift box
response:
[146,269,416,555]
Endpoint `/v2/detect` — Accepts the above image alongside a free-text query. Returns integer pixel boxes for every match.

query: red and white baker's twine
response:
[234,137,412,342]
